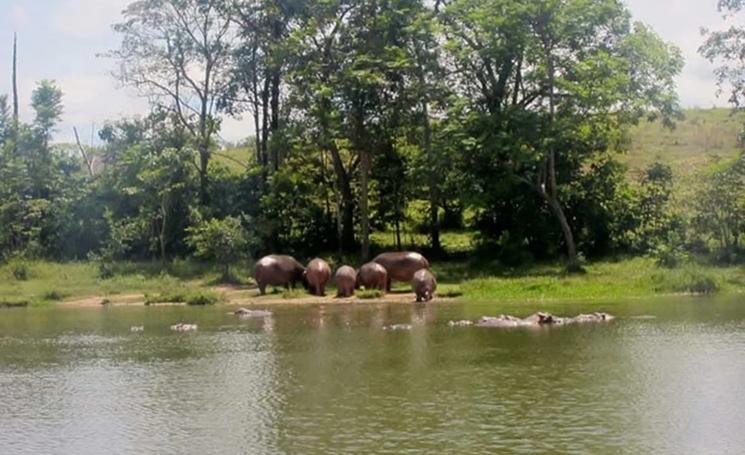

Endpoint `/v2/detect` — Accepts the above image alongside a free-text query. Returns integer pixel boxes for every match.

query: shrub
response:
[186,216,249,280]
[655,267,720,295]
[11,261,29,281]
[357,289,384,299]
[186,290,221,306]
[42,290,65,301]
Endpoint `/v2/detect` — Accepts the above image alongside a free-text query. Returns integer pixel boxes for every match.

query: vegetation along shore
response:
[1,0,744,309]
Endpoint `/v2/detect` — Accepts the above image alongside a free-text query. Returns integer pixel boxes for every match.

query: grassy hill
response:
[625,107,744,178]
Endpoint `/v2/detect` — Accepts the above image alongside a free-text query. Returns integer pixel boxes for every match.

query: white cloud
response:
[54,73,148,143]
[625,0,729,107]
[12,5,29,29]
[50,0,130,38]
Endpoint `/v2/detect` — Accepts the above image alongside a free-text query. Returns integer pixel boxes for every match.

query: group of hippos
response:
[254,251,437,302]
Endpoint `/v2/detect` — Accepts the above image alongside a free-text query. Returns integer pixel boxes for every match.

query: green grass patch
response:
[456,258,743,302]
[144,287,223,305]
[357,289,384,299]
[281,289,307,299]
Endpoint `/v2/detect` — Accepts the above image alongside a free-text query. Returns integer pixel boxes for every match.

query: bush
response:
[357,289,384,299]
[144,288,222,305]
[186,290,221,306]
[186,216,249,280]
[11,261,29,281]
[42,290,65,301]
[655,266,720,295]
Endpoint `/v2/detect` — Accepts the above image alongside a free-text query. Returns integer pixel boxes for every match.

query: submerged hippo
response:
[334,266,357,297]
[373,251,430,290]
[254,255,306,295]
[305,258,332,296]
[411,268,437,302]
[234,308,273,318]
[473,312,615,328]
[357,262,388,291]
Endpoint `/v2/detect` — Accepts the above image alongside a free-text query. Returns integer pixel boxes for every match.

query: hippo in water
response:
[373,251,430,291]
[304,258,332,296]
[254,255,306,295]
[411,268,437,302]
[334,266,357,297]
[356,262,388,291]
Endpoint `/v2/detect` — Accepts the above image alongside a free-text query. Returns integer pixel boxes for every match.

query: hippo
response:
[474,312,615,328]
[170,323,198,332]
[304,258,332,296]
[411,268,437,302]
[254,255,306,295]
[373,251,430,290]
[356,262,388,291]
[334,265,357,297]
[570,312,615,323]
[234,308,273,318]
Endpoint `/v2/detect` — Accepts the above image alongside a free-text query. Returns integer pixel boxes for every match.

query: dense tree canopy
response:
[1,0,742,269]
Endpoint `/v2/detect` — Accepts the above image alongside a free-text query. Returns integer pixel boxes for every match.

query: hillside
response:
[625,107,744,178]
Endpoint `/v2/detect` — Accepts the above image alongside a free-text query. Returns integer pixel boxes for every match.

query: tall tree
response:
[11,33,19,155]
[110,0,236,204]
[442,0,682,269]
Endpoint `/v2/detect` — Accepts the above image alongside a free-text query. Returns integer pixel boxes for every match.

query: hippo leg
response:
[320,285,325,297]
[258,283,266,295]
[386,279,392,292]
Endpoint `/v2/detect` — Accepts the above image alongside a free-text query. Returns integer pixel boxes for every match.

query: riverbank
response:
[0,257,743,308]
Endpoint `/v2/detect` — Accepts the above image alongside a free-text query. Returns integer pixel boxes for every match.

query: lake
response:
[1,297,744,454]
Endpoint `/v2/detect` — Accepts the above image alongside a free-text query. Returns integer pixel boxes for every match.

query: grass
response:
[144,288,223,306]
[625,107,744,176]
[357,289,385,299]
[451,258,743,302]
[0,255,742,307]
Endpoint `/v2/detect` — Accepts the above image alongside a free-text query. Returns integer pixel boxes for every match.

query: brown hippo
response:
[254,255,306,295]
[373,251,430,291]
[411,268,437,302]
[334,266,357,297]
[304,258,331,296]
[356,262,388,291]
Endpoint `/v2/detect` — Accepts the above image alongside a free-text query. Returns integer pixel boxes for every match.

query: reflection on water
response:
[0,298,744,454]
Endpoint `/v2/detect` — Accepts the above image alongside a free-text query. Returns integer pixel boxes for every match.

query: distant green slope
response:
[625,108,744,177]
[216,108,745,180]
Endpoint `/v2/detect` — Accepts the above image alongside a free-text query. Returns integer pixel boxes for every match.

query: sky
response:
[0,0,735,145]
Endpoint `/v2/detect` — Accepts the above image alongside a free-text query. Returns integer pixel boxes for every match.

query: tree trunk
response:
[544,192,578,270]
[270,69,280,171]
[198,144,210,206]
[395,217,402,251]
[12,33,19,155]
[360,149,371,260]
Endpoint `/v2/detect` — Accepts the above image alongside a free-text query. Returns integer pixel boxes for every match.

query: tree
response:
[693,154,745,261]
[224,0,303,172]
[442,0,682,270]
[110,0,236,204]
[186,215,249,279]
[11,33,19,155]
[30,80,64,147]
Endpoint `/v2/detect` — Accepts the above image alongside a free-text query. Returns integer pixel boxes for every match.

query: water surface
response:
[1,297,744,454]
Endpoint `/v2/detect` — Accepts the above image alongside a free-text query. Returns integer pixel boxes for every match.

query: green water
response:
[1,297,745,454]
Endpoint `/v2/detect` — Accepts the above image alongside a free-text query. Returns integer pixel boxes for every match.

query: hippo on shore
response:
[334,266,357,297]
[373,251,429,291]
[254,255,306,295]
[357,262,388,291]
[305,258,332,296]
[411,269,437,302]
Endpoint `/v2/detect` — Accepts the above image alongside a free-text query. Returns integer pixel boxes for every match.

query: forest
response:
[0,0,744,292]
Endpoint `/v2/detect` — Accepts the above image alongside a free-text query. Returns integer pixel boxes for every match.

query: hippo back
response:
[255,255,305,285]
[373,251,429,282]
